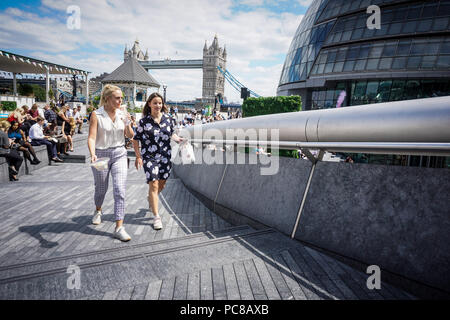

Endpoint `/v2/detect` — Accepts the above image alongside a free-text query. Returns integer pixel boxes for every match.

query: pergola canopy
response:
[0,50,89,75]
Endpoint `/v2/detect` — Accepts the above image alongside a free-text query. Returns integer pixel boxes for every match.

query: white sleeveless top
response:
[94,106,125,149]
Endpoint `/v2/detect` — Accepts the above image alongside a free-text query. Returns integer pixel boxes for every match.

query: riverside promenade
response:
[0,138,416,300]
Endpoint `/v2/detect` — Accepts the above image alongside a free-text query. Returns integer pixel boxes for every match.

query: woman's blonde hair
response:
[100,84,122,107]
[0,120,11,131]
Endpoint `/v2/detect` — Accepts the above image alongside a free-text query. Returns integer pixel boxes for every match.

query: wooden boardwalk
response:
[0,158,416,300]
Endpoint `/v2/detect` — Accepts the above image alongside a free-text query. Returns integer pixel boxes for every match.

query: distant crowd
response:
[0,103,86,181]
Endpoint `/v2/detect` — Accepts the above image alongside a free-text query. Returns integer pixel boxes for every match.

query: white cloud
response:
[0,0,303,102]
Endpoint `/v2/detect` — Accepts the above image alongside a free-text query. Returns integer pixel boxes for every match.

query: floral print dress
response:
[133,113,176,183]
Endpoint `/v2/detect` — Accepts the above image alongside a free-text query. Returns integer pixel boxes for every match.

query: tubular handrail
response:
[188,139,450,157]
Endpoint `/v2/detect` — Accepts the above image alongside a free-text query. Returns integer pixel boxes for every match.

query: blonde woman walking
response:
[132,92,184,230]
[88,84,135,241]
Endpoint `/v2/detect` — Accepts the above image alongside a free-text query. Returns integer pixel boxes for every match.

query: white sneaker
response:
[114,226,131,242]
[153,216,162,230]
[92,210,102,225]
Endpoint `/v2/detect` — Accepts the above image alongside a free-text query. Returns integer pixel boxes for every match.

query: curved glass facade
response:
[278,0,450,110]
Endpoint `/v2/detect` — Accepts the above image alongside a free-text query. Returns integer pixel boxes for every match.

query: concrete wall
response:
[174,152,450,297]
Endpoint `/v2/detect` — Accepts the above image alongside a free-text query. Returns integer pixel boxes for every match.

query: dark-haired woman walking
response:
[132,92,184,230]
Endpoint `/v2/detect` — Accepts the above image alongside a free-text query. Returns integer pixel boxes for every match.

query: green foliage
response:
[1,101,17,111]
[18,83,33,97]
[92,95,100,108]
[242,95,302,118]
[242,96,302,159]
[18,84,46,101]
[31,85,46,102]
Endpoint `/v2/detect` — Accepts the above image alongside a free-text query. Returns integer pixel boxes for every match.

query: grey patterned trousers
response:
[91,146,128,221]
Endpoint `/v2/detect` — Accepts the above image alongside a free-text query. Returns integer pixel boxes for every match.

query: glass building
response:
[278,0,450,110]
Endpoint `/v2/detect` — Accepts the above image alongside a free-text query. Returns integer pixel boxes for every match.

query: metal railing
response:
[177,96,450,238]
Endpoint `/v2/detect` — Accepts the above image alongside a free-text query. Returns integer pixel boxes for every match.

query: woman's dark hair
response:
[143,92,168,116]
[8,121,17,132]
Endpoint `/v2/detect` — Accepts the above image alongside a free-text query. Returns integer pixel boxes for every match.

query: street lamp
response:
[163,84,167,104]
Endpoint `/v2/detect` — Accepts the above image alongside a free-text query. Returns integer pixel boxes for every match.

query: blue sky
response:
[0,0,309,102]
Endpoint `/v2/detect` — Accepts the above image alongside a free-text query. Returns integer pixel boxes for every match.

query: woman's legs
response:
[110,150,128,230]
[18,146,32,162]
[148,179,167,215]
[68,135,73,151]
[23,142,39,161]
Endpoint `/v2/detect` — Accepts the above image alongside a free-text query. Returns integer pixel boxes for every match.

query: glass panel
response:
[411,40,428,55]
[402,21,417,33]
[405,80,421,99]
[354,59,367,71]
[333,61,344,72]
[422,3,438,18]
[393,8,407,22]
[432,17,449,31]
[441,39,450,54]
[390,80,406,101]
[318,90,326,100]
[326,90,335,100]
[347,46,360,59]
[396,40,411,55]
[345,18,356,30]
[334,20,345,32]
[366,58,380,70]
[356,17,366,28]
[369,44,384,58]
[426,41,441,55]
[379,57,393,69]
[421,56,437,69]
[392,57,407,69]
[336,48,347,61]
[416,19,433,32]
[436,55,450,68]
[407,5,422,20]
[352,81,367,105]
[351,28,364,40]
[383,10,394,23]
[388,22,403,35]
[437,3,450,16]
[311,63,319,75]
[318,53,327,64]
[359,45,371,58]
[317,63,325,74]
[366,81,379,103]
[343,60,356,71]
[333,32,343,43]
[363,28,376,38]
[382,43,397,56]
[341,30,352,41]
[407,56,422,69]
[324,63,334,73]
[374,26,389,37]
[327,50,337,63]
[421,80,435,98]
[378,80,393,102]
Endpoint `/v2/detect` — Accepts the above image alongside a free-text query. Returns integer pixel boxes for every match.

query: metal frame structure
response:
[179,96,450,238]
[217,66,261,98]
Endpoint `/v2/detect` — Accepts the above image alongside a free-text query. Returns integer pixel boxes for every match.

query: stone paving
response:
[0,154,417,300]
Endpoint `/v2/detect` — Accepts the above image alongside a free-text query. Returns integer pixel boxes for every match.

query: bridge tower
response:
[202,35,226,107]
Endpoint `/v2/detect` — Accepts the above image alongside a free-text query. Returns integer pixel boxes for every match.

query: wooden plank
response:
[222,263,240,300]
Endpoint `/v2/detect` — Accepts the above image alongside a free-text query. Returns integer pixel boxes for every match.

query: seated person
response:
[44,105,57,126]
[72,105,83,134]
[44,122,68,157]
[8,121,41,165]
[29,117,63,163]
[0,121,24,181]
[62,117,75,152]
